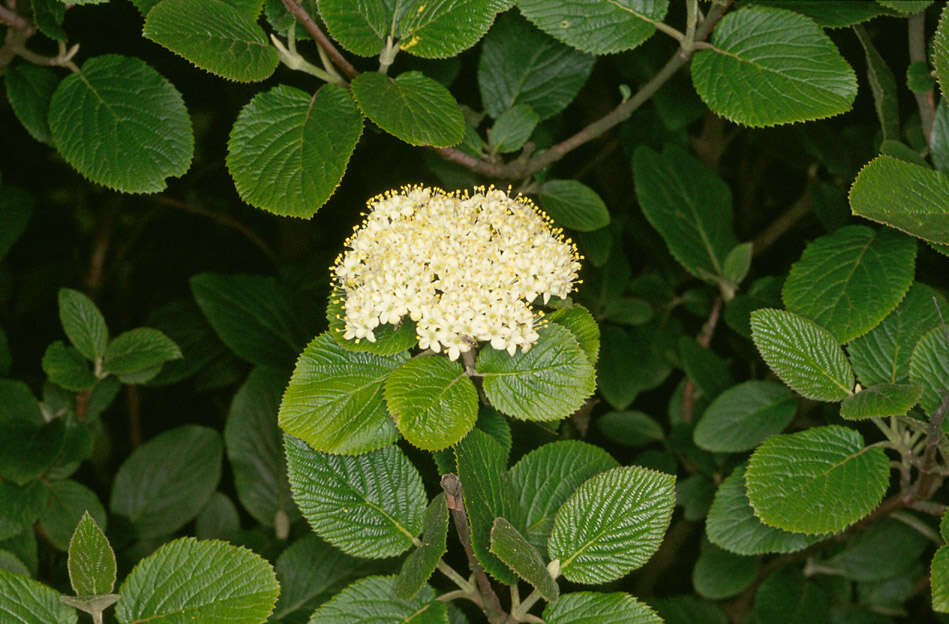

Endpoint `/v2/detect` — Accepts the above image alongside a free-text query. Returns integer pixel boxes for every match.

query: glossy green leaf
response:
[783,225,916,343]
[38,480,106,551]
[691,7,857,126]
[476,324,595,421]
[4,63,59,144]
[538,179,610,232]
[0,481,50,541]
[225,367,297,527]
[285,436,426,558]
[752,0,886,28]
[271,535,364,621]
[518,0,668,54]
[279,333,407,455]
[326,287,418,356]
[597,411,664,448]
[395,494,448,600]
[853,24,900,142]
[548,466,676,584]
[110,425,222,539]
[543,592,662,624]
[633,144,737,281]
[692,542,758,600]
[488,104,539,154]
[840,383,923,420]
[546,304,600,365]
[936,3,949,98]
[0,186,32,262]
[753,567,830,624]
[67,512,115,596]
[57,289,108,362]
[909,326,949,415]
[352,71,464,147]
[316,0,390,56]
[102,328,181,377]
[745,425,889,534]
[848,283,948,387]
[934,546,949,612]
[455,429,521,585]
[510,440,618,554]
[144,0,277,82]
[227,84,363,217]
[478,13,594,119]
[48,54,193,193]
[750,308,855,401]
[0,569,77,624]
[694,381,797,453]
[190,273,303,368]
[490,518,558,601]
[706,464,821,556]
[41,342,96,392]
[396,0,498,58]
[31,0,66,40]
[850,155,949,244]
[308,576,446,623]
[384,356,478,451]
[115,538,278,624]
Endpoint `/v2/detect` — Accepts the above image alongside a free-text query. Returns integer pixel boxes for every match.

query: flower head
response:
[332,186,581,360]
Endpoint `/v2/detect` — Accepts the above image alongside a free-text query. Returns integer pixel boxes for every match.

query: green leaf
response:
[0,328,10,377]
[0,480,50,541]
[752,0,885,28]
[477,323,595,421]
[478,12,594,119]
[0,186,33,262]
[849,155,949,245]
[115,538,278,624]
[723,242,753,287]
[538,179,610,232]
[936,3,949,98]
[847,283,948,386]
[225,367,298,527]
[909,326,949,415]
[706,464,821,556]
[4,63,59,144]
[488,104,539,154]
[144,300,227,386]
[227,84,363,217]
[327,286,418,356]
[934,546,949,613]
[31,0,66,40]
[690,7,857,126]
[316,0,389,56]
[284,436,426,558]
[510,441,618,553]
[48,54,193,193]
[279,333,407,455]
[782,225,916,343]
[0,551,29,577]
[110,425,222,539]
[395,494,448,600]
[753,567,830,624]
[42,342,96,392]
[190,272,303,368]
[548,466,676,584]
[67,512,115,596]
[745,425,889,534]
[597,411,664,448]
[384,356,478,451]
[272,535,364,621]
[749,308,855,401]
[194,492,239,539]
[933,98,949,173]
[396,0,498,59]
[853,24,900,142]
[694,381,797,453]
[597,324,671,409]
[351,71,464,147]
[679,338,733,401]
[632,144,737,281]
[0,418,65,485]
[827,517,928,582]
[309,576,447,623]
[102,328,181,377]
[57,288,108,362]
[490,517,558,601]
[38,480,106,551]
[0,569,77,624]
[546,304,600,365]
[692,542,758,600]
[602,297,653,326]
[877,0,932,13]
[455,429,521,585]
[840,383,923,420]
[144,0,278,82]
[543,592,662,624]
[907,60,936,94]
[0,529,38,576]
[518,0,668,54]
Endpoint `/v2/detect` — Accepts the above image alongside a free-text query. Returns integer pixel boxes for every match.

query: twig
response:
[752,166,815,256]
[0,3,29,30]
[681,297,723,424]
[126,385,143,448]
[908,13,935,145]
[914,392,949,499]
[279,0,358,80]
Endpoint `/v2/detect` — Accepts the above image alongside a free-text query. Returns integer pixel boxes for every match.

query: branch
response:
[279,0,358,80]
[752,165,816,256]
[914,392,949,499]
[0,3,29,30]
[908,13,935,145]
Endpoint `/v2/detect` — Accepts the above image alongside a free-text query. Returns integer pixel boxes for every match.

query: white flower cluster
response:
[333,186,581,360]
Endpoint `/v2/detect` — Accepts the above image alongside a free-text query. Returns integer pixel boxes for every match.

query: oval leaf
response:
[548,466,676,584]
[840,383,923,420]
[546,304,600,365]
[309,576,446,623]
[543,592,661,624]
[490,517,559,601]
[539,179,610,232]
[694,381,797,453]
[750,308,855,401]
[48,54,193,193]
[4,63,59,144]
[745,425,889,534]
[692,543,758,600]
[115,538,278,624]
[518,0,669,54]
[327,286,418,356]
[38,480,107,551]
[396,0,498,58]
[58,289,108,362]
[909,326,949,415]
[395,494,448,600]
[691,7,857,126]
[102,328,181,377]
[384,356,478,451]
[284,435,426,558]
[67,511,115,597]
[228,84,363,217]
[0,569,76,624]
[488,103,539,154]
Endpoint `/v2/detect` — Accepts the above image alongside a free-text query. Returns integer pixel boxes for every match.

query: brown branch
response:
[681,297,723,424]
[280,0,358,80]
[915,392,949,499]
[0,3,29,30]
[908,13,935,144]
[126,384,143,448]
